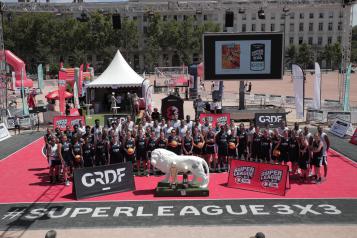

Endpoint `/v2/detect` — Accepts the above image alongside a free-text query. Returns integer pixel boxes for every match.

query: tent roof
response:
[88,50,143,88]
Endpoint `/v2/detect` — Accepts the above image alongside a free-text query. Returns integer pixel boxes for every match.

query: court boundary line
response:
[0,137,43,162]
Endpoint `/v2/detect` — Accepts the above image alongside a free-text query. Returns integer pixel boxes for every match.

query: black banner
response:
[73,162,135,200]
[255,113,286,128]
[161,95,184,120]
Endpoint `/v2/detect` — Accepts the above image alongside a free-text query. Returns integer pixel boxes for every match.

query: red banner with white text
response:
[199,113,230,127]
[53,116,85,131]
[350,128,357,145]
[227,160,289,196]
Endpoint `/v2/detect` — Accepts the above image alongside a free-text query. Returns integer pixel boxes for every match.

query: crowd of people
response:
[44,114,330,186]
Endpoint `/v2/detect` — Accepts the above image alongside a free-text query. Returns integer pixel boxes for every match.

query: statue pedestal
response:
[154,182,209,197]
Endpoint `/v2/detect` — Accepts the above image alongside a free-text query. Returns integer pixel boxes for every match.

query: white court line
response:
[0,136,43,162]
[330,148,357,165]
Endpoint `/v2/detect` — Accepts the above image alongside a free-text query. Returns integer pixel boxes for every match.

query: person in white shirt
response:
[178,120,187,138]
[126,116,134,132]
[185,115,193,133]
[159,119,168,136]
[152,120,161,138]
[172,114,181,129]
[78,120,86,136]
[317,126,330,180]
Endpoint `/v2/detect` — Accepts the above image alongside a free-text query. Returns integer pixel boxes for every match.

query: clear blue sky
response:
[3,1,357,26]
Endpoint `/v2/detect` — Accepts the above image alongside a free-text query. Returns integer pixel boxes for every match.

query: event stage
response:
[1,138,357,204]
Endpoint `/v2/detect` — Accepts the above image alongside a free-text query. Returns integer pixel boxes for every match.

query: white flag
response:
[313,62,321,109]
[73,82,80,109]
[292,64,304,119]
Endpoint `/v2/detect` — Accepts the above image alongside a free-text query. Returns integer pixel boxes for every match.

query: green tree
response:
[297,43,313,69]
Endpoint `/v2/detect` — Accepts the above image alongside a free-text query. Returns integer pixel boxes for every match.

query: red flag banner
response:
[53,116,85,131]
[199,113,230,127]
[227,160,289,196]
[58,79,66,115]
[350,128,357,145]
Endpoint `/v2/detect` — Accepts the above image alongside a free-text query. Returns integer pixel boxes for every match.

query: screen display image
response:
[204,33,283,80]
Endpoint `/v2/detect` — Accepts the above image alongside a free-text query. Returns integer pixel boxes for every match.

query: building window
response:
[289,37,294,44]
[261,24,265,32]
[183,15,188,20]
[271,23,275,31]
[290,12,295,19]
[143,26,148,35]
[251,13,256,20]
[328,22,333,31]
[204,15,208,21]
[280,24,285,31]
[338,22,342,31]
[251,24,256,31]
[309,22,313,31]
[308,37,313,45]
[163,15,167,21]
[299,37,303,44]
[143,15,148,22]
[337,36,341,42]
[174,15,178,21]
[300,13,304,19]
[299,22,304,32]
[329,11,333,18]
[242,14,247,20]
[318,37,323,45]
[280,14,285,20]
[339,12,343,18]
[318,22,323,31]
[133,16,138,21]
[242,24,246,32]
[309,13,314,19]
[290,23,294,32]
[319,12,324,19]
[328,37,332,44]
[271,13,275,20]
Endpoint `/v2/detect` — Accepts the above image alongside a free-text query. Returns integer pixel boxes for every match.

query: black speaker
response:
[112,14,121,29]
[225,11,234,27]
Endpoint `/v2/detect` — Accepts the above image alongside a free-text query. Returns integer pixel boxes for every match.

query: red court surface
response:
[1,138,357,203]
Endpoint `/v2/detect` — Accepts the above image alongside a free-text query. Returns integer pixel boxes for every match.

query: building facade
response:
[6,0,354,71]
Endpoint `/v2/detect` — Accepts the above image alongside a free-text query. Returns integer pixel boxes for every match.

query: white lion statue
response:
[151,148,210,188]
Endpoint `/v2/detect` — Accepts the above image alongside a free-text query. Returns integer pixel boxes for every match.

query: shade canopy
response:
[88,50,143,88]
[45,90,73,100]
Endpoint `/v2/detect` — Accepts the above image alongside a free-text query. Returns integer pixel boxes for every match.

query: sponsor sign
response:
[330,119,351,138]
[199,113,231,127]
[18,116,32,128]
[227,160,289,196]
[254,113,286,128]
[53,116,85,131]
[104,115,128,126]
[73,162,135,200]
[350,128,357,145]
[0,199,352,230]
[161,95,184,120]
[327,112,351,126]
[6,117,16,129]
[0,123,11,142]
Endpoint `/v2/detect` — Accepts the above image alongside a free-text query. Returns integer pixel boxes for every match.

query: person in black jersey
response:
[72,136,83,168]
[156,131,168,149]
[289,131,300,174]
[136,130,147,175]
[277,129,290,165]
[227,129,238,161]
[298,132,310,183]
[146,131,157,175]
[95,134,108,166]
[182,130,193,155]
[64,126,72,142]
[167,129,182,155]
[204,126,216,171]
[109,134,123,165]
[260,129,271,163]
[58,135,73,186]
[251,126,262,162]
[82,136,94,167]
[123,131,136,165]
[192,127,204,156]
[311,133,324,183]
[237,123,248,160]
[44,128,52,159]
[215,125,228,172]
[271,129,281,163]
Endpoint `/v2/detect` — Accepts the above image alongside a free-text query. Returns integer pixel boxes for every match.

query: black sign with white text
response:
[254,113,286,128]
[0,199,356,230]
[73,162,135,200]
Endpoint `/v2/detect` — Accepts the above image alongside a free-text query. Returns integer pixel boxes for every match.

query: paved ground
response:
[0,131,43,160]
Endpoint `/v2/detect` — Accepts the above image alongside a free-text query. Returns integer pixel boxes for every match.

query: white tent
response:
[88,50,143,88]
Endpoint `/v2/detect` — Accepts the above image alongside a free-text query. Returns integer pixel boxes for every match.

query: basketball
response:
[229,142,236,150]
[273,149,281,157]
[74,155,81,163]
[170,140,178,148]
[127,148,134,155]
[197,142,204,149]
